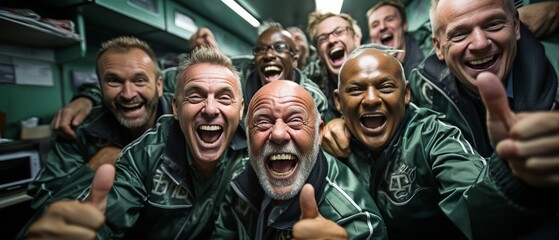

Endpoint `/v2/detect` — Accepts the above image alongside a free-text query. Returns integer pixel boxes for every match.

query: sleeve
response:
[321,157,388,240]
[429,119,559,239]
[301,79,329,118]
[74,82,102,106]
[162,67,178,94]
[95,146,152,239]
[27,130,92,209]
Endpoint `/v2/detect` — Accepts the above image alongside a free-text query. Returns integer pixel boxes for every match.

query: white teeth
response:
[199,125,222,131]
[468,56,494,65]
[363,113,383,118]
[264,66,281,72]
[120,103,141,108]
[269,153,295,161]
[381,33,392,41]
[329,47,344,55]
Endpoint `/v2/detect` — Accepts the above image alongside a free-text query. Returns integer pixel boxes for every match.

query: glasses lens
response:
[253,46,265,55]
[273,43,289,53]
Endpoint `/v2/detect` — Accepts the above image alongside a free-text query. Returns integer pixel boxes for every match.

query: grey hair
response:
[175,48,242,98]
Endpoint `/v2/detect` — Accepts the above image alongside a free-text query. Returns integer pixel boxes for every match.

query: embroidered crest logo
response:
[388,163,417,202]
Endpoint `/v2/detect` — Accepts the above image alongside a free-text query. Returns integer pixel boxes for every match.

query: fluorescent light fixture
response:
[221,0,260,28]
[315,0,344,14]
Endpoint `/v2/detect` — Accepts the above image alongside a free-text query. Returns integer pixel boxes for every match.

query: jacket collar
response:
[231,149,328,229]
[402,36,425,78]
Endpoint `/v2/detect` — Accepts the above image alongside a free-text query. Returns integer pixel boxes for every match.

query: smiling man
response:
[26,36,173,210]
[367,0,432,78]
[21,48,250,239]
[305,11,362,122]
[410,0,558,158]
[332,44,559,239]
[213,80,387,239]
[244,25,327,118]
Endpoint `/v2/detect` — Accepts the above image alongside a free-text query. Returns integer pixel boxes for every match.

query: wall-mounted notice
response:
[13,58,53,86]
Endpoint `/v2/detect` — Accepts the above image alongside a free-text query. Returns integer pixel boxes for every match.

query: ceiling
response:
[177,0,404,46]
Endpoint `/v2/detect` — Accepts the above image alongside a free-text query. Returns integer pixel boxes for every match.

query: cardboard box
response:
[21,124,51,139]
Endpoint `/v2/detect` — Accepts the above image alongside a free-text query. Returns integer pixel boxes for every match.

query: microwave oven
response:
[0,150,41,192]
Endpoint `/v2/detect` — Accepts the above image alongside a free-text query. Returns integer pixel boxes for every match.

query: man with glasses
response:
[243,24,327,118]
[304,11,362,123]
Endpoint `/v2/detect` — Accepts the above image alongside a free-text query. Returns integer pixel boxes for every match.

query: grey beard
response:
[249,133,320,201]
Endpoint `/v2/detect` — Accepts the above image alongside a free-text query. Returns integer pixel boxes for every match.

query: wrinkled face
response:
[173,63,244,168]
[334,49,409,153]
[247,81,322,201]
[288,29,310,68]
[99,49,162,132]
[433,0,520,93]
[315,16,360,78]
[254,28,298,85]
[368,5,407,61]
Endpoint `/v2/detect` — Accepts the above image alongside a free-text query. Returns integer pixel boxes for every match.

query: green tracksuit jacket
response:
[212,150,388,240]
[344,104,559,239]
[23,115,249,239]
[27,94,173,210]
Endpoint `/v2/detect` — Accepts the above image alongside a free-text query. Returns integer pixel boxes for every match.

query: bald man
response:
[213,80,387,239]
[325,44,558,239]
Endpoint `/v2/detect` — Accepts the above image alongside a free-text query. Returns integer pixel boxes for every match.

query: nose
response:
[469,28,491,50]
[362,87,381,106]
[202,95,220,117]
[269,119,290,144]
[264,47,276,58]
[120,82,137,100]
[379,22,386,31]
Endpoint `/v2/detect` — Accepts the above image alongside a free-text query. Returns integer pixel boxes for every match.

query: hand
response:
[321,118,352,158]
[477,72,559,188]
[188,27,219,50]
[51,97,93,140]
[292,184,348,240]
[518,2,559,38]
[26,164,115,240]
[88,146,122,170]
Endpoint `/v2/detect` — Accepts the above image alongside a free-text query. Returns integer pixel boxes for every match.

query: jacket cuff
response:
[490,156,559,214]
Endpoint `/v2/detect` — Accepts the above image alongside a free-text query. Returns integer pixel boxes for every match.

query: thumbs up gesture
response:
[26,164,115,240]
[477,72,559,188]
[292,184,348,240]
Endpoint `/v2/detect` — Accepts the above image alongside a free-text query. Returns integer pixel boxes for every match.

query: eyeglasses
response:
[315,26,352,45]
[252,42,293,56]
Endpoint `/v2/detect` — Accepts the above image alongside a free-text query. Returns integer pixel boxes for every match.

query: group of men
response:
[20,0,559,239]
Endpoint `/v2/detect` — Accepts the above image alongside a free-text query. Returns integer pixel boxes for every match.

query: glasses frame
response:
[314,26,353,45]
[252,42,295,56]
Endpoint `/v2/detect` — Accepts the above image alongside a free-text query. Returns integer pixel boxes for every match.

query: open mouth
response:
[360,114,386,130]
[466,55,496,70]
[117,102,144,115]
[267,153,298,177]
[329,47,346,66]
[380,33,394,46]
[197,124,223,143]
[263,65,283,82]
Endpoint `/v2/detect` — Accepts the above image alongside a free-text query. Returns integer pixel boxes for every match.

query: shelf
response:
[0,15,81,48]
[0,189,32,209]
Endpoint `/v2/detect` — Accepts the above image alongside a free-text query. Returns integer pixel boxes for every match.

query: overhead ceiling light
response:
[315,0,344,14]
[221,0,260,28]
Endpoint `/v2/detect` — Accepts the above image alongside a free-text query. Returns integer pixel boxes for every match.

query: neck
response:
[195,161,217,177]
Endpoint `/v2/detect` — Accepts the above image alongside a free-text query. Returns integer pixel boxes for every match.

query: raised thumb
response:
[476,71,516,146]
[87,164,115,213]
[299,184,319,219]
